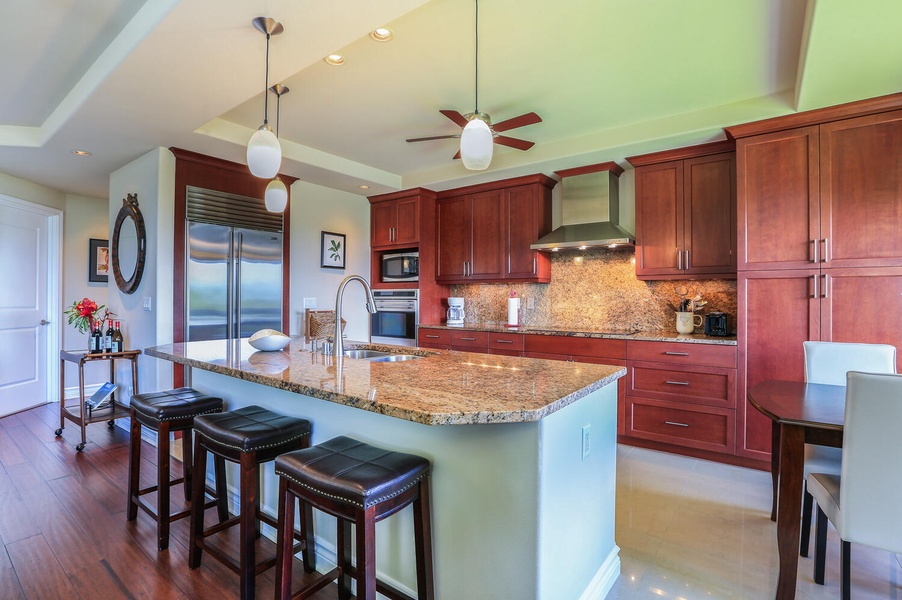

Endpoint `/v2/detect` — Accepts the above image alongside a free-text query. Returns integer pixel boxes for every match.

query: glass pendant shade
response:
[247,126,282,178]
[265,177,288,213]
[460,118,493,170]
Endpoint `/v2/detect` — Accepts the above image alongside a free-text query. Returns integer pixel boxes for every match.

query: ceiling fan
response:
[405,0,541,170]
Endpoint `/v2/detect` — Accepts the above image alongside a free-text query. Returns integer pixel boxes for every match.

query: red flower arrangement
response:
[64,297,113,334]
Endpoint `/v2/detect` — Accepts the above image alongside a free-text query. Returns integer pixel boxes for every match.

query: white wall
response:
[62,194,111,386]
[289,181,371,341]
[108,147,176,396]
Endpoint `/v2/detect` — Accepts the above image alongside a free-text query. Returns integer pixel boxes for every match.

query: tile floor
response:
[608,445,902,599]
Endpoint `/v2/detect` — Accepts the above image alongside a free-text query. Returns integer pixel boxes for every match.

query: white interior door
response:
[0,196,58,416]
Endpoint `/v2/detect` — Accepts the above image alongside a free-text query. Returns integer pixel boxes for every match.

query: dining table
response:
[747,380,846,600]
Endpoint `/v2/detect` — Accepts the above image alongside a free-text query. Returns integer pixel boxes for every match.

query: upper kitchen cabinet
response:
[370,190,420,249]
[728,99,902,271]
[436,174,554,284]
[627,141,736,280]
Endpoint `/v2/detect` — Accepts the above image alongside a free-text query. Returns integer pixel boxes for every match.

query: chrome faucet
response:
[333,274,377,358]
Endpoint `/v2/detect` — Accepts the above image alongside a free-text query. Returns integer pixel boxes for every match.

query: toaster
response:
[704,312,729,337]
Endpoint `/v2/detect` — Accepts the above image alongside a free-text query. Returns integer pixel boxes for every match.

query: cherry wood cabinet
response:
[628,141,736,280]
[436,175,554,284]
[371,195,419,249]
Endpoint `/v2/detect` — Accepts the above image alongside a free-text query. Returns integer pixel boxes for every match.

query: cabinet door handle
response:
[811,274,819,299]
[663,351,689,356]
[811,239,819,263]
[822,273,829,299]
[533,256,537,275]
[494,339,513,344]
[822,238,829,263]
[425,334,440,339]
[460,337,477,341]
[685,250,690,270]
[665,380,690,386]
[463,262,467,277]
[665,421,689,427]
[678,250,683,270]
[508,255,511,274]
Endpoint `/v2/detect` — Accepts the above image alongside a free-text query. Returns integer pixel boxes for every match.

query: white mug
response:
[676,311,703,334]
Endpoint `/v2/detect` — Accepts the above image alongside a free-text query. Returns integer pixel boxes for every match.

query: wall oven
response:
[371,290,418,347]
[381,252,419,283]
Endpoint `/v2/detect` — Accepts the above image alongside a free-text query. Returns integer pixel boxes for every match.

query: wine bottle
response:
[91,325,103,354]
[111,320,124,353]
[104,319,114,352]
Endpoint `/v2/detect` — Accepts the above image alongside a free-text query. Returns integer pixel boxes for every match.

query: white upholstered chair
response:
[808,371,902,599]
[796,341,897,557]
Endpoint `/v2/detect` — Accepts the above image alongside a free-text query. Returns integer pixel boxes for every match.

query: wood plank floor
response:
[0,402,336,599]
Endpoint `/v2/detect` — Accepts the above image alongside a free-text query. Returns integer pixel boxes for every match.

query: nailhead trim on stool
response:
[126,387,227,551]
[188,405,314,600]
[273,436,434,600]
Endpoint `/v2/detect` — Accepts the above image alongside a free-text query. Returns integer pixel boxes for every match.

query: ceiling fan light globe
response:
[460,118,493,170]
[264,178,288,213]
[247,126,282,178]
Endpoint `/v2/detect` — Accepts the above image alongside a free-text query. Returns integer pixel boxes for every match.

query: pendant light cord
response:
[263,33,271,126]
[275,90,281,137]
[474,0,479,113]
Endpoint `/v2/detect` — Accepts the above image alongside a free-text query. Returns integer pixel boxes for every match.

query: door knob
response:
[40,319,50,325]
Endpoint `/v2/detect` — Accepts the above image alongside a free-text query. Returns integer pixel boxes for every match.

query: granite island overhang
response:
[145,338,626,599]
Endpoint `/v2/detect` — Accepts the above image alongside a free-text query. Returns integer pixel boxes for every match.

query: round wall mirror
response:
[112,193,147,295]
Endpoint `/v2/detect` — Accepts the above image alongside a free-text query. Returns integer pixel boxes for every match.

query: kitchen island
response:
[145,338,624,600]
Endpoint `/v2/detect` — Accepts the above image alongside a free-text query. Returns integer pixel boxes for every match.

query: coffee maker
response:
[447,297,465,326]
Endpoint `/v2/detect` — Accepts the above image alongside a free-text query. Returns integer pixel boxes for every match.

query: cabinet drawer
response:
[627,340,736,368]
[524,335,626,360]
[626,397,735,453]
[628,361,736,408]
[451,330,489,349]
[418,329,451,346]
[489,332,525,351]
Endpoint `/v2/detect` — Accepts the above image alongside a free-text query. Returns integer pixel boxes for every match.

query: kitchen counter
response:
[144,338,624,425]
[144,337,623,599]
[419,322,738,345]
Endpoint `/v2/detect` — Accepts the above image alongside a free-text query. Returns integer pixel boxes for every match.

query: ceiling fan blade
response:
[492,112,542,133]
[406,134,461,143]
[494,136,535,151]
[452,150,461,160]
[439,109,469,128]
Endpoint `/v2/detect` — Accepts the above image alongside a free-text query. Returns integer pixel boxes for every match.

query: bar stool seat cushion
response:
[194,404,312,453]
[275,436,431,509]
[130,387,223,424]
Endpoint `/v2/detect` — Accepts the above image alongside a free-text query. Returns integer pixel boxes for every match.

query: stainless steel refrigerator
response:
[186,221,282,341]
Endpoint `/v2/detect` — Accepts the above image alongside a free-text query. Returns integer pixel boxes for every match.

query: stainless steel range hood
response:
[531,162,634,250]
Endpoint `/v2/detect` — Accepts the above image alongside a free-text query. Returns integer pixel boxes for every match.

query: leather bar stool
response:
[188,405,314,600]
[273,436,434,600]
[127,387,228,551]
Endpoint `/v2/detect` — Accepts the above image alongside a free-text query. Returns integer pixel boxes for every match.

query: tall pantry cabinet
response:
[728,97,902,461]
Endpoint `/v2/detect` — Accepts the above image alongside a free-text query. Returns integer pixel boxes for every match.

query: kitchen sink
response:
[342,350,390,359]
[367,354,423,363]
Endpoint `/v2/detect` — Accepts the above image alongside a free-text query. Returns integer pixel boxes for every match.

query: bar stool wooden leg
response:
[214,455,229,522]
[188,434,207,569]
[126,414,142,520]
[182,430,193,503]
[239,451,258,600]
[413,479,435,600]
[275,477,295,600]
[156,421,172,550]
[300,499,316,573]
[338,517,353,600]
[356,506,377,600]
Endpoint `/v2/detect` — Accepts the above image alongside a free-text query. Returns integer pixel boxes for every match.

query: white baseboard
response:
[579,546,621,600]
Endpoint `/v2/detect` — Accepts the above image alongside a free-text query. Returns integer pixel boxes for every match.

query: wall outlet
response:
[526,296,535,310]
[142,296,152,311]
[303,297,317,309]
[581,424,591,460]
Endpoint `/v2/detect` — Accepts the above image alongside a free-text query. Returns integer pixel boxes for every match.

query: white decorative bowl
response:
[248,329,290,351]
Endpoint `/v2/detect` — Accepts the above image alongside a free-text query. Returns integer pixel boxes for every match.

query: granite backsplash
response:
[449,248,737,333]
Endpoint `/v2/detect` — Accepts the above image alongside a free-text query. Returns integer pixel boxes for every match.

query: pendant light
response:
[265,84,289,213]
[246,17,284,179]
[460,0,493,170]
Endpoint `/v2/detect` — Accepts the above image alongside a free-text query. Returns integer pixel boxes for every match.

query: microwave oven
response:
[382,252,419,282]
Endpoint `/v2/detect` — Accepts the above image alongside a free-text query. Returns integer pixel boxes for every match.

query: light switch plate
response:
[303,298,317,309]
[142,296,152,311]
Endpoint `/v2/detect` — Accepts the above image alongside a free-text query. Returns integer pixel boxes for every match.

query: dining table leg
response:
[770,419,780,522]
[775,423,805,600]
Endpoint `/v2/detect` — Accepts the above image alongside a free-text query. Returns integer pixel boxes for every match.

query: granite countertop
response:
[418,323,738,346]
[144,339,625,426]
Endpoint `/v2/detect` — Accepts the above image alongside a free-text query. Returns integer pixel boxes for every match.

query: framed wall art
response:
[320,231,346,269]
[88,238,109,283]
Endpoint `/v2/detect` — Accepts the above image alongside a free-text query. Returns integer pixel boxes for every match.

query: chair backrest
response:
[803,341,896,385]
[838,371,902,552]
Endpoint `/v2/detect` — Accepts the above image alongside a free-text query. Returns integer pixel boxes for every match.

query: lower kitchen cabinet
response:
[624,340,739,460]
[418,328,451,350]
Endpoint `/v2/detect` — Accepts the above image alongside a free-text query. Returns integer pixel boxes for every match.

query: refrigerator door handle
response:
[226,231,235,339]
[235,231,243,339]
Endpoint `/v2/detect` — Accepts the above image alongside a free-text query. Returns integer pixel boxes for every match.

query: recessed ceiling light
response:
[359,185,370,190]
[370,28,393,42]
[324,54,345,66]
[72,149,91,156]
